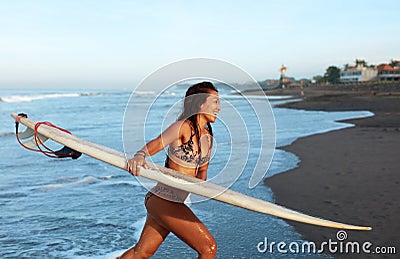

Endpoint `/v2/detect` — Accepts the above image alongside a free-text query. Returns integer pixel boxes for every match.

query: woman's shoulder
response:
[164,120,192,137]
[174,120,192,132]
[172,120,194,142]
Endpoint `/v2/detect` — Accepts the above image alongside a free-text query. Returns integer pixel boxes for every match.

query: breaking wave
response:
[134,91,156,96]
[0,92,103,103]
[38,176,99,190]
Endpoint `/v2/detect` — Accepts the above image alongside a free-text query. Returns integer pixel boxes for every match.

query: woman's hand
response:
[127,151,148,176]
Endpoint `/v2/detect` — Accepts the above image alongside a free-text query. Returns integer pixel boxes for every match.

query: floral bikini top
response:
[168,132,211,168]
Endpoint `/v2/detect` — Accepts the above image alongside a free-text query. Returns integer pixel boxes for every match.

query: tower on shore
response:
[279,64,288,88]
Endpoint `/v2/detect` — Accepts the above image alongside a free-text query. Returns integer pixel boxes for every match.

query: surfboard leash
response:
[15,113,82,159]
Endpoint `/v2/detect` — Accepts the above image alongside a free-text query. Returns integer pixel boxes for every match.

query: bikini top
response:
[168,132,211,168]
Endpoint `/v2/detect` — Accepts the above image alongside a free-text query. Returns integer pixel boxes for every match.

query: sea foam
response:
[0,92,102,103]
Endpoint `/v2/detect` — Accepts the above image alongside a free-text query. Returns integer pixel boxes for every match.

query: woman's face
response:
[199,90,221,123]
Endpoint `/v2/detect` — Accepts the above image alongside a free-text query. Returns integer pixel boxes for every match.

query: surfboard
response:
[11,113,371,231]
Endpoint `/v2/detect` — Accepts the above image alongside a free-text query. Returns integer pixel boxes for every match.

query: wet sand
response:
[262,85,400,256]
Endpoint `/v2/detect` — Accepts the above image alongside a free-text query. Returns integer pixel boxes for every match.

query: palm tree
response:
[389,59,400,68]
[355,59,367,67]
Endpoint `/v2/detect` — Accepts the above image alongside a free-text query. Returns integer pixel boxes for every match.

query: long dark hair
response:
[178,81,218,141]
[165,81,218,168]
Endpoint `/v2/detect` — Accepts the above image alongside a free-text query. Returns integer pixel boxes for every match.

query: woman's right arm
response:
[127,121,185,176]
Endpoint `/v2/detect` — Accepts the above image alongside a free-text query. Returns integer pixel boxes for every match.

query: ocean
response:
[0,87,373,258]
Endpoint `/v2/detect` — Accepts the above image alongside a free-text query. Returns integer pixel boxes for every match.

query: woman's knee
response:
[130,245,157,259]
[197,236,217,256]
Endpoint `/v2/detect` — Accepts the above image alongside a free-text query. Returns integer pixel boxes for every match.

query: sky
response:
[1,0,399,89]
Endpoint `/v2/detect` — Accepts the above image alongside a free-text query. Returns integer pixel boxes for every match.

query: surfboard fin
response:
[15,113,82,160]
[19,133,49,149]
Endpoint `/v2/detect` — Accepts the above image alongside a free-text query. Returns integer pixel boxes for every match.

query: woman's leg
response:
[120,214,170,259]
[146,195,217,258]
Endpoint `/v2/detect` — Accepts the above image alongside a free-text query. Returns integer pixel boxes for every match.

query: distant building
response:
[377,64,400,81]
[340,63,377,82]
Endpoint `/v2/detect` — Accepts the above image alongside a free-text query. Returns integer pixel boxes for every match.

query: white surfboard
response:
[11,113,371,231]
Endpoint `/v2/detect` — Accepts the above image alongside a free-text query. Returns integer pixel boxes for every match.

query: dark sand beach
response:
[263,84,400,256]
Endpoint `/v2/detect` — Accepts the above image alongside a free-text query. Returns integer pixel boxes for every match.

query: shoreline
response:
[263,85,400,255]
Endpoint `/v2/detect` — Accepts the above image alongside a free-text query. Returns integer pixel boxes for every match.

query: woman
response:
[122,82,221,258]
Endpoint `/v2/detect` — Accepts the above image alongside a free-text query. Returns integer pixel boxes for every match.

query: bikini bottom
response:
[144,183,189,206]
